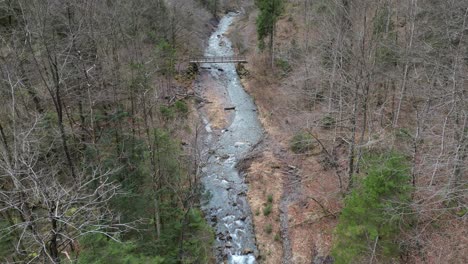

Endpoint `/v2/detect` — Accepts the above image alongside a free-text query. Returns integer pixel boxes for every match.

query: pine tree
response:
[332,152,413,263]
[255,0,283,63]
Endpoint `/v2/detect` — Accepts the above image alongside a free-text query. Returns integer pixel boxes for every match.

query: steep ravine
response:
[197,13,263,264]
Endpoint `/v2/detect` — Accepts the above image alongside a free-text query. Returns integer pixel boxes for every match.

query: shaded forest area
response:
[0,0,230,263]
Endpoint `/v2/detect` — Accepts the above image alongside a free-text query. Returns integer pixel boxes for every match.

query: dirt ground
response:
[240,74,342,263]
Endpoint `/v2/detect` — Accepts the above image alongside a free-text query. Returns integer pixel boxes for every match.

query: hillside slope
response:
[231,0,467,263]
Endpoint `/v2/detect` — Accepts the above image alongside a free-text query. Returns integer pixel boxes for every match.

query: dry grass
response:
[246,151,284,263]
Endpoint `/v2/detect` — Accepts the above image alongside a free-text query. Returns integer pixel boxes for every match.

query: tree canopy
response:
[255,0,283,51]
[332,152,413,263]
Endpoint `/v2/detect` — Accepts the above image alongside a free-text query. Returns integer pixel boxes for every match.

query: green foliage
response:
[255,0,284,50]
[264,223,273,234]
[160,100,189,120]
[422,31,449,51]
[321,115,336,129]
[174,100,189,115]
[290,132,315,154]
[43,111,58,128]
[160,105,175,119]
[263,204,272,216]
[81,129,214,263]
[274,233,281,241]
[1,1,213,262]
[155,40,177,76]
[263,193,274,216]
[373,7,394,36]
[0,220,14,260]
[375,45,398,66]
[455,207,467,217]
[331,152,412,263]
[267,194,274,203]
[395,128,413,140]
[274,58,292,76]
[137,208,214,264]
[78,235,165,264]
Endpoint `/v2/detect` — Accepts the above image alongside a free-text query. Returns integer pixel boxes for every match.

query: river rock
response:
[211,215,217,223]
[242,248,254,254]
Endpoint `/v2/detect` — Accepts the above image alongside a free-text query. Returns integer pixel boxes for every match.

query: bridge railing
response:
[189,56,247,63]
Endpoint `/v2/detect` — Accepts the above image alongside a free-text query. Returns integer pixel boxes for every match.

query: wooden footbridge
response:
[189,56,247,64]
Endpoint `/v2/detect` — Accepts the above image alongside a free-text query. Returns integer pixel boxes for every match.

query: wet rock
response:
[217,232,226,240]
[211,215,217,223]
[220,154,230,160]
[242,248,254,254]
[218,68,224,72]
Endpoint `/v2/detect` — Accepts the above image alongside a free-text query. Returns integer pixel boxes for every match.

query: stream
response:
[198,13,263,264]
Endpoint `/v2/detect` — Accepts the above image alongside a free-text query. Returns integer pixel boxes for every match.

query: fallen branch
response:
[290,211,340,227]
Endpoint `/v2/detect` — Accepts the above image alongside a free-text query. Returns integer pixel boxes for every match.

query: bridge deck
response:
[189,56,247,64]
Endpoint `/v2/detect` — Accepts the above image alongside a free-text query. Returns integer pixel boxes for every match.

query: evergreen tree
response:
[255,0,283,59]
[332,152,413,263]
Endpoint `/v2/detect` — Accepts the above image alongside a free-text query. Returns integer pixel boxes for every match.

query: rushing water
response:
[199,13,263,264]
